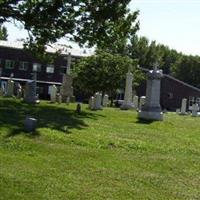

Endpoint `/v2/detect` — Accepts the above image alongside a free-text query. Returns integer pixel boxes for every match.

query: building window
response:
[19,61,29,71]
[60,66,67,74]
[33,63,41,72]
[46,64,54,73]
[5,60,15,69]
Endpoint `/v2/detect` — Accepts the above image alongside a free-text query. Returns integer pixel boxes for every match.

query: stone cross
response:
[153,62,159,71]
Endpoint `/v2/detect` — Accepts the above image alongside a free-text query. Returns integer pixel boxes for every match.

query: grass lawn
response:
[0,97,200,200]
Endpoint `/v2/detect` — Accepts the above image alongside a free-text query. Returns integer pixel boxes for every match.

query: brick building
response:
[0,40,91,99]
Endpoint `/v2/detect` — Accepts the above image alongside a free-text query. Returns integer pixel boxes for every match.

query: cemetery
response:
[0,1,200,199]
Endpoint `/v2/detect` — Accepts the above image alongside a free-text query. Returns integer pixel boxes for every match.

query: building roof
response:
[0,40,93,57]
[139,66,200,93]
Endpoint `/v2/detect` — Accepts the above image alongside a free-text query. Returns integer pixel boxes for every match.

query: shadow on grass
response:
[135,118,154,124]
[0,98,104,137]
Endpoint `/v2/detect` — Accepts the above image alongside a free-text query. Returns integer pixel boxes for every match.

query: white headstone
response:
[180,98,187,115]
[102,94,109,107]
[94,92,102,110]
[89,96,95,110]
[120,70,134,110]
[191,103,199,117]
[50,85,57,103]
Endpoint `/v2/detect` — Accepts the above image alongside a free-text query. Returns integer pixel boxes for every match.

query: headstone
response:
[191,103,199,117]
[60,74,73,103]
[139,96,146,110]
[133,95,139,110]
[24,117,37,132]
[24,80,39,103]
[94,92,102,110]
[120,70,134,110]
[89,96,95,110]
[180,98,187,115]
[176,108,180,114]
[6,79,14,97]
[138,64,163,121]
[102,94,109,107]
[50,85,57,103]
[16,83,22,99]
[56,93,62,104]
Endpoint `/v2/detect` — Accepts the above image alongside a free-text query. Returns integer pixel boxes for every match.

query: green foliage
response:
[0,24,7,40]
[0,1,136,48]
[0,98,200,199]
[72,51,142,99]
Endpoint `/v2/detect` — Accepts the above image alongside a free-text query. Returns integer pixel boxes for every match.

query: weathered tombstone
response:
[61,53,74,103]
[16,83,22,99]
[180,98,187,115]
[24,117,37,132]
[120,70,134,110]
[89,96,95,110]
[139,96,146,110]
[50,85,57,103]
[102,94,109,107]
[176,108,180,114]
[138,64,163,121]
[24,80,39,103]
[133,95,139,110]
[6,79,14,97]
[94,92,102,110]
[191,103,199,117]
[56,93,62,104]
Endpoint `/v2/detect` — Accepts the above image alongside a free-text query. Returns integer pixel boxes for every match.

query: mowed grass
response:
[0,97,200,200]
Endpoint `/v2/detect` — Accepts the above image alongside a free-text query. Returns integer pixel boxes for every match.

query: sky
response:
[4,0,200,56]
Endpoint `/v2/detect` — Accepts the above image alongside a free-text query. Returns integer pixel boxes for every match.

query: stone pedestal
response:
[50,85,57,103]
[138,67,163,121]
[120,71,134,110]
[6,79,14,97]
[102,94,109,107]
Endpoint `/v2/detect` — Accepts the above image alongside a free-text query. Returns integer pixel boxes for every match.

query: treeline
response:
[127,36,200,88]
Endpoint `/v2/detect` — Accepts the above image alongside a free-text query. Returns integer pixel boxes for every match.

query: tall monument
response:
[138,63,163,121]
[60,53,74,102]
[120,69,134,110]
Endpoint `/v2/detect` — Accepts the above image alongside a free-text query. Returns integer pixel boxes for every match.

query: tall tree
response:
[0,1,137,51]
[72,51,143,102]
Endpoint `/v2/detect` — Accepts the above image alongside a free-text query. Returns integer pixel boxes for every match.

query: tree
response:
[0,25,8,40]
[0,1,138,51]
[72,50,144,102]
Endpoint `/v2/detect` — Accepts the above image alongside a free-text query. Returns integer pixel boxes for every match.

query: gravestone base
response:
[120,102,135,110]
[138,106,163,121]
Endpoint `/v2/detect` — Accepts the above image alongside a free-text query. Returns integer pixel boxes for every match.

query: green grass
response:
[0,97,200,200]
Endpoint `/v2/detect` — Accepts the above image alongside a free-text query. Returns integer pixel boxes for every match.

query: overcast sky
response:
[4,0,200,56]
